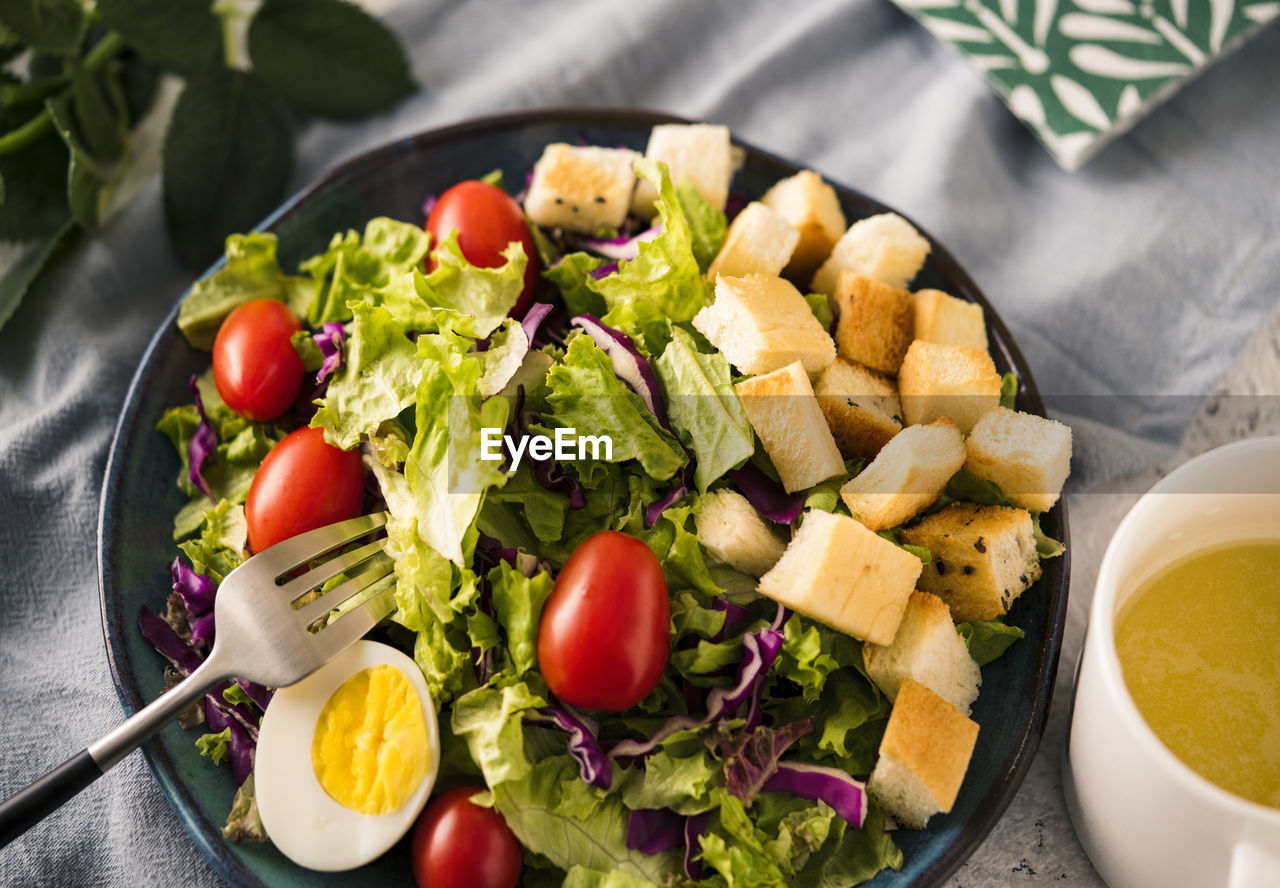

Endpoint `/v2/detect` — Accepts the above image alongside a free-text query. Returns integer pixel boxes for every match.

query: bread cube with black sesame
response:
[899,502,1041,622]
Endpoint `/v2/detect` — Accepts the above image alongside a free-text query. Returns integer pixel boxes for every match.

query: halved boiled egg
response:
[255,640,440,871]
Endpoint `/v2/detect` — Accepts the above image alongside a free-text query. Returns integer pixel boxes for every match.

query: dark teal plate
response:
[97,108,1070,888]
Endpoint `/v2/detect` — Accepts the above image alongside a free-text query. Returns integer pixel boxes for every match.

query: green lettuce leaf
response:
[492,755,681,883]
[618,747,722,815]
[541,334,685,482]
[676,182,727,274]
[177,232,314,350]
[592,159,710,325]
[415,230,526,337]
[480,463,570,546]
[543,252,608,319]
[221,773,266,842]
[1033,511,1066,558]
[636,501,722,597]
[1000,372,1019,410]
[301,217,432,325]
[699,789,790,886]
[562,866,660,888]
[412,616,474,707]
[452,681,548,788]
[176,499,247,584]
[804,292,834,331]
[776,618,843,704]
[157,371,283,538]
[656,325,753,492]
[311,301,420,449]
[489,562,555,676]
[195,727,231,766]
[956,619,1025,666]
[794,803,902,887]
[404,330,510,565]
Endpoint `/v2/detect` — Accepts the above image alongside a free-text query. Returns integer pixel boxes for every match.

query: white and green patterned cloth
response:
[895,0,1279,169]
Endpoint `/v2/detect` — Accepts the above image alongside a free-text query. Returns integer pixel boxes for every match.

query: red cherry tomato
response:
[425,180,539,317]
[410,785,521,888]
[244,427,364,553]
[211,298,305,422]
[536,531,670,712]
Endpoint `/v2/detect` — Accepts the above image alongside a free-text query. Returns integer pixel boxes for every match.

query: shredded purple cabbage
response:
[520,302,554,345]
[534,456,587,510]
[169,557,216,649]
[718,721,814,806]
[684,812,710,879]
[611,613,786,759]
[626,807,685,854]
[711,597,753,641]
[571,315,669,428]
[724,192,749,222]
[421,192,437,217]
[187,375,216,501]
[315,322,345,383]
[569,225,660,261]
[232,677,274,711]
[525,705,612,790]
[590,261,619,280]
[140,606,203,674]
[143,555,275,795]
[645,484,689,528]
[761,761,868,828]
[206,698,255,785]
[170,557,216,615]
[727,463,805,525]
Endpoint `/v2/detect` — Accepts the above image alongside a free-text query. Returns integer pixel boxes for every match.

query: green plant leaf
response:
[95,0,220,70]
[247,0,415,118]
[162,66,293,269]
[0,0,86,55]
[0,218,79,330]
[69,62,126,162]
[45,94,106,227]
[0,126,69,241]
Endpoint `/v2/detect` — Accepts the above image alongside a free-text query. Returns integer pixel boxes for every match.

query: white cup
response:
[1063,436,1280,888]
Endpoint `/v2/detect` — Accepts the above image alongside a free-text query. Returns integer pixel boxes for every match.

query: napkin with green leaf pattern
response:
[894,0,1278,170]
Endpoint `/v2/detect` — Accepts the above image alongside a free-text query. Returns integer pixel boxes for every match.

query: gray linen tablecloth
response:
[3,1,1278,884]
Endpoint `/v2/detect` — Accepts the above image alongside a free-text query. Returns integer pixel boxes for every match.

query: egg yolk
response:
[311,665,429,815]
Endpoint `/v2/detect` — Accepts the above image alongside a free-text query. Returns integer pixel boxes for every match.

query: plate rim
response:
[96,105,1070,888]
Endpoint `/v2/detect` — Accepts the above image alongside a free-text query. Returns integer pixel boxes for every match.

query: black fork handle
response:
[0,751,102,849]
[0,653,228,851]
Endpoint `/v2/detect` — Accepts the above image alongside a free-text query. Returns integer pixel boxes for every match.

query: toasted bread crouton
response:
[706,202,800,280]
[964,407,1072,513]
[863,592,981,715]
[868,679,979,828]
[838,418,965,531]
[815,358,903,460]
[810,213,931,295]
[900,502,1042,622]
[912,289,988,353]
[735,361,845,493]
[695,489,787,578]
[758,510,921,645]
[897,340,1001,434]
[631,123,733,217]
[834,272,914,375]
[759,170,846,281]
[692,274,835,376]
[523,144,640,233]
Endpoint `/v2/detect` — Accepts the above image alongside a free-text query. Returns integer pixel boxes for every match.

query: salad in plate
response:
[141,123,1070,887]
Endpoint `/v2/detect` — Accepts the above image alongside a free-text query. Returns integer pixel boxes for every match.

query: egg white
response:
[255,639,441,872]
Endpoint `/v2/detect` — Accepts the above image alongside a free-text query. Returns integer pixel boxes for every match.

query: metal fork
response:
[0,511,397,850]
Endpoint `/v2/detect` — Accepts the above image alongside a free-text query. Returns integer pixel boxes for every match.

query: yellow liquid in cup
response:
[1114,541,1280,809]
